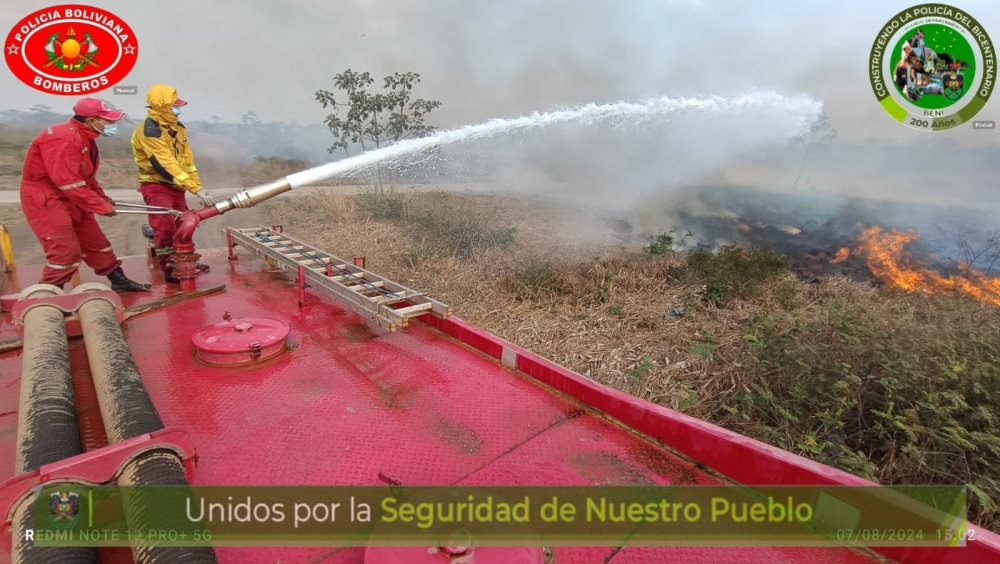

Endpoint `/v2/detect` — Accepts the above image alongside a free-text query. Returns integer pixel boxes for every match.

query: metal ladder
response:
[226,226,451,332]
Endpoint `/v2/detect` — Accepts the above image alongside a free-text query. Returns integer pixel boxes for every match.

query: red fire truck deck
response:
[1,230,998,564]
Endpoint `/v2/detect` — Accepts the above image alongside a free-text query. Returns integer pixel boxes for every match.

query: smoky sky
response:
[3,0,999,147]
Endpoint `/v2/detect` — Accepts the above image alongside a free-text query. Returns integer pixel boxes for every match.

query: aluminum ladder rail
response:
[227,226,451,332]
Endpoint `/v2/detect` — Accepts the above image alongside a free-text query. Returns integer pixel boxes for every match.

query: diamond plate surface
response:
[0,251,880,563]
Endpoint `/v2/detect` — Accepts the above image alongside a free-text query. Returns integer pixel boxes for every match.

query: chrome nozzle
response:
[214,179,292,215]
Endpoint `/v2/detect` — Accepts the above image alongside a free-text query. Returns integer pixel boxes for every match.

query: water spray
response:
[169,92,823,290]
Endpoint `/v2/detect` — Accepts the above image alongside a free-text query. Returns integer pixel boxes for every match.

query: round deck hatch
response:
[192,317,290,366]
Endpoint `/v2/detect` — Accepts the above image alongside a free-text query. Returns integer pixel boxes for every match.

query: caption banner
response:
[33,485,969,548]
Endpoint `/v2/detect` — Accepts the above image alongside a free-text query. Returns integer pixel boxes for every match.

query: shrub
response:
[714,291,1000,530]
[407,243,440,268]
[644,231,675,255]
[626,356,655,385]
[354,191,410,221]
[412,213,515,258]
[597,273,615,303]
[408,194,515,258]
[686,246,791,305]
[513,259,566,302]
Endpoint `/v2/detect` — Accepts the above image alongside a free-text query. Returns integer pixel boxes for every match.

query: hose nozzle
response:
[214,179,292,214]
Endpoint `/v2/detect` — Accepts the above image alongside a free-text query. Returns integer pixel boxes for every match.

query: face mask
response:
[172,107,182,116]
[99,122,118,137]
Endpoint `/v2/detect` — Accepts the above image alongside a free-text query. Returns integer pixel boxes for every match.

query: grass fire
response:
[833,226,1000,307]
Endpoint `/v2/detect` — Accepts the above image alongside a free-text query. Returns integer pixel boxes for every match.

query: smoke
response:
[290,91,820,188]
[3,0,995,140]
[2,0,998,217]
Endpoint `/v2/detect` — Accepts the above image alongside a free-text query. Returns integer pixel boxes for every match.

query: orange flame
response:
[832,247,850,263]
[853,226,1000,306]
[739,223,751,232]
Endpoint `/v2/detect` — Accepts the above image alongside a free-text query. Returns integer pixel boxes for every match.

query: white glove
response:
[197,191,217,206]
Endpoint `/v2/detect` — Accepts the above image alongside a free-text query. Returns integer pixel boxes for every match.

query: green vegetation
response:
[681,246,792,305]
[513,259,566,302]
[0,124,35,154]
[714,292,1000,530]
[644,231,675,255]
[626,356,655,385]
[597,273,615,303]
[316,69,441,194]
[354,191,410,221]
[407,243,439,268]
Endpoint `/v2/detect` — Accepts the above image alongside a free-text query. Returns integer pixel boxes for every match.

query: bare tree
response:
[791,110,837,190]
[930,226,1000,278]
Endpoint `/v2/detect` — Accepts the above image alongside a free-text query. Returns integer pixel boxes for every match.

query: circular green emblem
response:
[869,4,994,131]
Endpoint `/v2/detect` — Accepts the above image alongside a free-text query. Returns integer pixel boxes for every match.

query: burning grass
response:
[272,189,1000,531]
[837,226,1000,306]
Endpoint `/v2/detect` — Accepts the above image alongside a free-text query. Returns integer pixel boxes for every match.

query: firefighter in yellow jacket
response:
[131,85,216,282]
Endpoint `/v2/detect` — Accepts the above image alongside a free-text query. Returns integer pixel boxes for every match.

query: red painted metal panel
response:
[419,313,504,361]
[421,318,1000,564]
[1,251,996,563]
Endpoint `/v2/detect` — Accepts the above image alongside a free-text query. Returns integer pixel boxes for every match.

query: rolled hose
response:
[11,285,98,564]
[77,292,217,563]
[15,286,83,474]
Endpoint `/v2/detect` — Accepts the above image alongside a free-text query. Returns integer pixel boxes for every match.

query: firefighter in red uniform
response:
[131,85,216,283]
[19,98,150,292]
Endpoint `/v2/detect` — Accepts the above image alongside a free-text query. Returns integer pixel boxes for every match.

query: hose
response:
[77,291,218,564]
[118,453,217,564]
[77,297,164,441]
[15,286,82,473]
[11,285,98,564]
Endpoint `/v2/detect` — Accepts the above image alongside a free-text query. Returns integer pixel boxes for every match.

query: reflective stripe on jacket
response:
[130,85,202,193]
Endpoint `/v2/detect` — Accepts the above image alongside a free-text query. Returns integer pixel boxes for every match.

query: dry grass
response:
[270,190,816,412]
[272,190,1000,531]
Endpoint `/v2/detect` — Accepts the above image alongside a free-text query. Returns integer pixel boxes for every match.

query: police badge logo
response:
[49,491,81,528]
[869,4,995,131]
[4,5,139,95]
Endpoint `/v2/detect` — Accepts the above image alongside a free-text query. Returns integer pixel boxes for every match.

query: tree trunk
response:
[792,132,815,190]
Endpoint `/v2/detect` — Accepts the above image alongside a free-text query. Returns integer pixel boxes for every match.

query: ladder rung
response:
[393,303,433,316]
[263,242,305,250]
[330,273,366,282]
[349,281,385,292]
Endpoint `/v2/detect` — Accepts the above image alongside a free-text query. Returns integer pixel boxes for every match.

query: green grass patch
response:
[682,246,791,305]
[714,291,1000,530]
